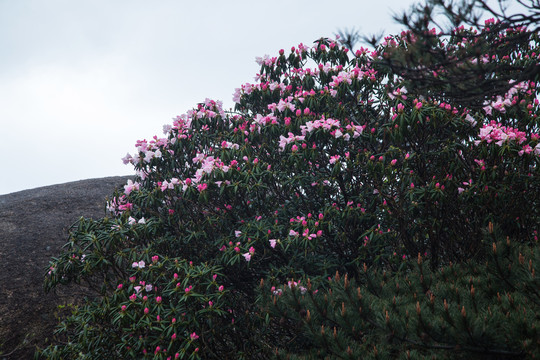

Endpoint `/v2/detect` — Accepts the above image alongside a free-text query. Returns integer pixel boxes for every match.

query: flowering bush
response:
[41,17,539,359]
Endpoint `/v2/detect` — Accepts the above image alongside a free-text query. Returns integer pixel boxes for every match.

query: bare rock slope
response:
[0,176,132,359]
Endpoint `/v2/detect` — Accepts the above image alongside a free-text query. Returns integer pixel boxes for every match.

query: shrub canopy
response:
[42,17,540,359]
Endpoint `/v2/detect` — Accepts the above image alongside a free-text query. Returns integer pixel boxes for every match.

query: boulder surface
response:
[0,176,132,359]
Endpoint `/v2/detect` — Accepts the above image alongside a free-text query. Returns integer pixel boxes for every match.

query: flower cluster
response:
[476,120,528,146]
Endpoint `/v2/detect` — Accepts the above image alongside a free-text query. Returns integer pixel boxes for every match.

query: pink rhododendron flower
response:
[464,114,477,127]
[476,121,527,146]
[121,153,133,165]
[519,145,533,156]
[197,183,208,192]
[329,155,340,164]
[124,179,140,195]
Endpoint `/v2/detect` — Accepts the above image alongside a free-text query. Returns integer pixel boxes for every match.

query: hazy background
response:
[1,0,431,194]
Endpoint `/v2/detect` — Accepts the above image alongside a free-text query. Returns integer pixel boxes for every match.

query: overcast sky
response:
[0,0,433,195]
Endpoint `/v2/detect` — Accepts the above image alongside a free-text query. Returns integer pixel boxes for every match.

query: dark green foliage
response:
[264,232,540,359]
[39,4,540,358]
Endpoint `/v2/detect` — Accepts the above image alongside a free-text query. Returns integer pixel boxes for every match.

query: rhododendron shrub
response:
[263,20,540,358]
[41,20,539,359]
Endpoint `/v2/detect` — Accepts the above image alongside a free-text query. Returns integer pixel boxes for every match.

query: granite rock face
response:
[0,176,132,359]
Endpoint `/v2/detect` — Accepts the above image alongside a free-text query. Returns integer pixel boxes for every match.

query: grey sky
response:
[0,0,428,194]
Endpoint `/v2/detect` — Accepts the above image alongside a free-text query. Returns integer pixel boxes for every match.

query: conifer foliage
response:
[41,6,539,359]
[265,231,540,359]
